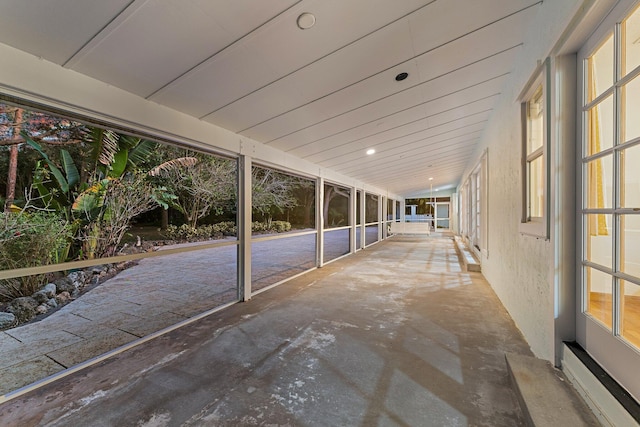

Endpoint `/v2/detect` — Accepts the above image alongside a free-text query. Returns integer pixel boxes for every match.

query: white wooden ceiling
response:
[0,0,540,197]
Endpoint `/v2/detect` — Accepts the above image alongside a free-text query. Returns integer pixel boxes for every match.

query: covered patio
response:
[0,235,556,426]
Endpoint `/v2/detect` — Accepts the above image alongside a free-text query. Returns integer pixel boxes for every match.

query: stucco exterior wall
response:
[460,0,583,362]
[482,104,555,360]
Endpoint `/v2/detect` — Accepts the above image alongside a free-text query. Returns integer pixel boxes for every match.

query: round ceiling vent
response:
[297,13,316,30]
[395,72,409,81]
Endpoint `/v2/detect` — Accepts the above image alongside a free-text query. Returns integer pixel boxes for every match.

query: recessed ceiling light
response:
[395,72,409,81]
[429,177,434,181]
[366,148,376,155]
[297,12,316,30]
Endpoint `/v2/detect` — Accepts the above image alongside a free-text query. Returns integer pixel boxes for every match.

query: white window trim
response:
[519,58,551,239]
[459,150,488,260]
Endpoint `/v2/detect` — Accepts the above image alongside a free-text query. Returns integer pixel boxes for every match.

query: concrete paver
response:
[0,356,64,394]
[0,329,82,370]
[117,312,187,338]
[46,328,139,368]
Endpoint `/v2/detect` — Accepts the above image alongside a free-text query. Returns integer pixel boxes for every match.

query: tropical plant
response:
[1,104,88,211]
[85,128,157,181]
[24,128,175,260]
[73,174,171,258]
[26,135,79,219]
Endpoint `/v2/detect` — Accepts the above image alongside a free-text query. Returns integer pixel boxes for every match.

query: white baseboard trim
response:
[562,343,639,427]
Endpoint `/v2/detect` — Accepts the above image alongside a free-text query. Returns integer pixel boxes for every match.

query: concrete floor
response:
[0,229,362,395]
[0,236,532,426]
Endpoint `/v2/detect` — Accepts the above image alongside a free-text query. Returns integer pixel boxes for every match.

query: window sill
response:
[519,220,547,239]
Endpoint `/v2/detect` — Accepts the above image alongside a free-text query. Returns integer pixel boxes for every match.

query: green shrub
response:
[213,221,237,236]
[162,222,238,241]
[251,221,267,232]
[163,224,206,241]
[270,221,291,233]
[252,220,291,233]
[0,211,72,301]
[162,220,290,241]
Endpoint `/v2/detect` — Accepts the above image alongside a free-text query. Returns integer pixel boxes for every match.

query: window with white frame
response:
[471,168,481,250]
[520,63,548,237]
[460,152,486,257]
[459,187,467,237]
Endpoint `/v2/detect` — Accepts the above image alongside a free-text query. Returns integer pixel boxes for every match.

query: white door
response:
[435,202,450,230]
[578,0,640,401]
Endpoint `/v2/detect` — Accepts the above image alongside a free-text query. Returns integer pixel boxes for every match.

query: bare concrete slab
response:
[454,236,481,272]
[0,237,539,426]
[506,353,600,426]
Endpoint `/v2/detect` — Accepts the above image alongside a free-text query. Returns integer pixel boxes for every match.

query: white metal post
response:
[392,198,396,223]
[360,191,365,249]
[400,199,406,223]
[238,155,252,301]
[317,177,324,267]
[349,186,356,253]
[378,195,383,241]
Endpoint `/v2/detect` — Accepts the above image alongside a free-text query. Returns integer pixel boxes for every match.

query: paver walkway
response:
[0,228,373,395]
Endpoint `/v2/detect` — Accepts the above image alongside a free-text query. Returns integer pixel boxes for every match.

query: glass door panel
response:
[436,203,450,230]
[621,215,640,276]
[588,34,614,102]
[586,156,614,209]
[585,213,613,268]
[621,280,640,347]
[586,96,614,155]
[621,144,640,208]
[623,5,640,76]
[621,76,640,142]
[585,266,613,330]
